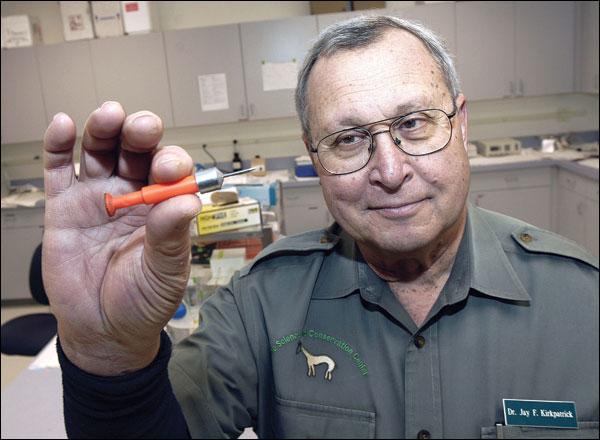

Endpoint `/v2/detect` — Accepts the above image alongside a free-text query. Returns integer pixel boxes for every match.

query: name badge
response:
[503,399,578,429]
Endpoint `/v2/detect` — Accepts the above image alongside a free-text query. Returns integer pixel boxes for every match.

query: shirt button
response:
[414,335,426,349]
[519,232,533,243]
[417,429,431,439]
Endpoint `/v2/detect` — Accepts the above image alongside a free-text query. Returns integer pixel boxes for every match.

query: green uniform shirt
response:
[169,205,599,438]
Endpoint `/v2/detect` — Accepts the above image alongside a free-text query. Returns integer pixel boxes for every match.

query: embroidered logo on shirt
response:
[271,329,368,376]
[297,342,336,380]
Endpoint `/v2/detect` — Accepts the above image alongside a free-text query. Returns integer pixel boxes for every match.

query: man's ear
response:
[302,134,311,152]
[456,94,468,151]
[303,134,318,167]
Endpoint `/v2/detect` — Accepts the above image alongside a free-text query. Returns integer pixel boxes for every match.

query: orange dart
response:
[104,167,256,216]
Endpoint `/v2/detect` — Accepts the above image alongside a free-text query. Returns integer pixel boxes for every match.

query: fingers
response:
[79,102,126,180]
[44,112,77,198]
[150,145,195,184]
[142,194,203,295]
[114,110,164,183]
[80,103,164,183]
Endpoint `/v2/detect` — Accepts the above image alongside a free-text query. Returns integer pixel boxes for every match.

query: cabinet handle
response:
[504,175,519,184]
[249,103,256,117]
[518,79,524,96]
[475,194,484,207]
[577,202,586,216]
[509,81,516,97]
[240,104,247,119]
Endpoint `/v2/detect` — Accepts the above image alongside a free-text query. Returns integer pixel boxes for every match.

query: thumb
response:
[143,194,202,301]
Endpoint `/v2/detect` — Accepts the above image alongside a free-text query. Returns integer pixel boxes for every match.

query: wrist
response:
[58,331,161,377]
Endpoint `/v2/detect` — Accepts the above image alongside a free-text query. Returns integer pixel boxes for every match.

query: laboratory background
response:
[1,1,598,438]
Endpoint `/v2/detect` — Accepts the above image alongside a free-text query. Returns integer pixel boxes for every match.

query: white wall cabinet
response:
[163,24,247,126]
[579,1,599,94]
[396,2,456,56]
[556,169,599,257]
[469,167,553,230]
[456,1,515,101]
[1,48,49,144]
[457,1,575,101]
[514,1,575,97]
[240,15,318,120]
[90,32,174,127]
[316,3,456,57]
[36,40,98,137]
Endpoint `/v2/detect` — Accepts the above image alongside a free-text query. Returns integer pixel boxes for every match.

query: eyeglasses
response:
[310,106,457,175]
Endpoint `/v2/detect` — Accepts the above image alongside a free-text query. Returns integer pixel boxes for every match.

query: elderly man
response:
[44,16,598,439]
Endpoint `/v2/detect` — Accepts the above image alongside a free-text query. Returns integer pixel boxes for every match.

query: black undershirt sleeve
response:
[57,331,191,439]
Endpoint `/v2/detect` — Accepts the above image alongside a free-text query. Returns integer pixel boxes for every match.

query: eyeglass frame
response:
[309,104,458,176]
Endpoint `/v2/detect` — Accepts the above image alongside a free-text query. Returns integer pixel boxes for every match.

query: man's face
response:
[305,29,470,255]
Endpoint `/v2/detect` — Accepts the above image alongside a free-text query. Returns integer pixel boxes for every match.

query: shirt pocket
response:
[481,421,599,438]
[273,395,376,438]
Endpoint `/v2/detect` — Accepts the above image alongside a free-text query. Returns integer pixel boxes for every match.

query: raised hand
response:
[42,102,202,376]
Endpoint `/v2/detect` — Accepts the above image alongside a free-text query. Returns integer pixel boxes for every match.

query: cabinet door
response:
[584,199,599,257]
[456,1,514,101]
[164,24,247,127]
[1,208,44,301]
[90,33,174,127]
[556,185,587,248]
[283,204,330,236]
[399,2,457,56]
[36,41,98,136]
[1,48,48,144]
[282,183,331,235]
[515,1,575,96]
[470,186,552,230]
[580,1,599,94]
[241,15,317,120]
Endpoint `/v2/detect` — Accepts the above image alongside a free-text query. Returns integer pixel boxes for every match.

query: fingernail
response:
[100,101,117,111]
[157,155,181,168]
[52,112,66,122]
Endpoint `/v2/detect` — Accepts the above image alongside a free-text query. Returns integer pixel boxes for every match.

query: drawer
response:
[1,208,45,229]
[470,168,551,192]
[558,170,599,202]
[282,185,327,207]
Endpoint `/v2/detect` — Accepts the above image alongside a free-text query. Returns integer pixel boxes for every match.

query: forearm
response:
[58,331,190,439]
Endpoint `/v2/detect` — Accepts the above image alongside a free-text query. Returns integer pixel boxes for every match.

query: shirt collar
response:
[312,205,531,304]
[465,204,530,302]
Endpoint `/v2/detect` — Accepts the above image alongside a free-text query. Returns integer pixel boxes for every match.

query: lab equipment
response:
[475,138,521,157]
[104,167,256,216]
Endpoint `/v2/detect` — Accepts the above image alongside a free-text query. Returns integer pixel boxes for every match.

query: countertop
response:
[282,150,599,187]
[2,151,598,209]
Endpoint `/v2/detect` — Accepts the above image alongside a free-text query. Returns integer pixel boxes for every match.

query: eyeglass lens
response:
[317,109,452,175]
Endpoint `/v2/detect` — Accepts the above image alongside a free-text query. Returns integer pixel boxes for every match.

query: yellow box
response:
[196,197,261,235]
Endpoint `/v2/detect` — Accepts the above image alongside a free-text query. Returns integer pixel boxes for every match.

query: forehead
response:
[307,29,449,133]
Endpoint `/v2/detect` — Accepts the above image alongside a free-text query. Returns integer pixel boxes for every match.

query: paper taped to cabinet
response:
[198,73,229,111]
[261,61,298,91]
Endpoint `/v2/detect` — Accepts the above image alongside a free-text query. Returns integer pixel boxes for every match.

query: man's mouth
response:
[368,198,428,218]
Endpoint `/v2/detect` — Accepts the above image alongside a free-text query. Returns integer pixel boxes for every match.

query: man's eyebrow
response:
[332,101,432,130]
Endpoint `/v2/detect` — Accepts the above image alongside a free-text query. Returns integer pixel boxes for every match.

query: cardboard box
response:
[196,197,261,236]
[121,1,154,34]
[2,15,42,48]
[60,1,94,41]
[91,1,124,38]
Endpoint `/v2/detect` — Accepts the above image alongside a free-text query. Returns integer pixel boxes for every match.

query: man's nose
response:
[367,129,411,189]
